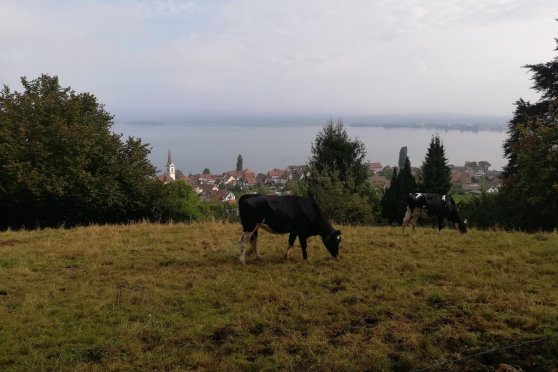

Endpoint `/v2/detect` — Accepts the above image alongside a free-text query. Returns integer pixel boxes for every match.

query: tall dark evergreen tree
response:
[419,134,451,194]
[500,29,558,230]
[381,168,400,223]
[398,146,408,169]
[236,154,243,171]
[381,157,417,223]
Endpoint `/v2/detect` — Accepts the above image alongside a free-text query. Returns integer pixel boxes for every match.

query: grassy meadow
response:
[0,222,557,371]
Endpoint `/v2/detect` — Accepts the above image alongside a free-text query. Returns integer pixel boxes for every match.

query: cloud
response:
[1,0,556,117]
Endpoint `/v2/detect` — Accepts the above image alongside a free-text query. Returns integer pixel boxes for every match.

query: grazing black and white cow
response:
[238,194,341,264]
[402,193,467,233]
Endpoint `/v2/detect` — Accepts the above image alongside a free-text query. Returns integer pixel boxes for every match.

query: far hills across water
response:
[119,113,510,132]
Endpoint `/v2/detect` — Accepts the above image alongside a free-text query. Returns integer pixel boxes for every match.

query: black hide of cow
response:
[238,194,341,263]
[402,193,467,233]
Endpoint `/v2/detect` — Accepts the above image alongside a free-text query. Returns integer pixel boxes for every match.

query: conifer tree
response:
[419,135,451,194]
[236,154,243,171]
[398,146,408,169]
[381,157,417,223]
[306,118,380,224]
[501,28,558,230]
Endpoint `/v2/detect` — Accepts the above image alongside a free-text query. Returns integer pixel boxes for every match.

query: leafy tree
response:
[398,146,408,169]
[478,161,491,172]
[419,134,451,194]
[175,169,185,179]
[378,166,394,180]
[0,74,164,228]
[236,154,243,171]
[161,180,203,222]
[202,168,211,175]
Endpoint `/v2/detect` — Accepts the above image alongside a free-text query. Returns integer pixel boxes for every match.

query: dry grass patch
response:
[0,223,557,370]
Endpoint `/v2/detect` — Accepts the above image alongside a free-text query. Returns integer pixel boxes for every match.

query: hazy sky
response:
[1,0,557,120]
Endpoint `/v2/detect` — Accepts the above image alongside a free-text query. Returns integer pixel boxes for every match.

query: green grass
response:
[0,223,557,371]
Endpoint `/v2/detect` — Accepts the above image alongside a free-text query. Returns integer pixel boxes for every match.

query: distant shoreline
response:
[349,123,506,132]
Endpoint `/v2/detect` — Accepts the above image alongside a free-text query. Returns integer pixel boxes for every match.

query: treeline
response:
[1,26,557,231]
[0,75,235,229]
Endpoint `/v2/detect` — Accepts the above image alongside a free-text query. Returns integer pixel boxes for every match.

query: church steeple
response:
[166,149,176,180]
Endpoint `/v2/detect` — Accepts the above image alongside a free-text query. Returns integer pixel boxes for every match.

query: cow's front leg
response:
[285,231,297,259]
[437,217,444,232]
[239,231,254,264]
[299,236,308,260]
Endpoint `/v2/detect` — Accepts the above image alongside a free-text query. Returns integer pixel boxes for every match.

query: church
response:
[156,150,176,183]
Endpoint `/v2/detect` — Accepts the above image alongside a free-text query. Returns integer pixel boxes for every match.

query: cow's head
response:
[323,230,342,258]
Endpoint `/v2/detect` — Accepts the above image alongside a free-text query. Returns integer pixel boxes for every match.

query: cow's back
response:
[239,195,324,234]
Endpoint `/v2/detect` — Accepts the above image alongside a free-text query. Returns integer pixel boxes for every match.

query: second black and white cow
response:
[402,193,467,233]
[238,194,341,264]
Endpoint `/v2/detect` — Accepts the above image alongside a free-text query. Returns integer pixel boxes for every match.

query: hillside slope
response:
[0,223,557,370]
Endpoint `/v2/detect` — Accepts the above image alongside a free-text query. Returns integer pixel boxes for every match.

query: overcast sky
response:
[1,0,557,120]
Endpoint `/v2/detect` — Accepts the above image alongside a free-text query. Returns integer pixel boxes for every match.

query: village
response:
[157,151,502,203]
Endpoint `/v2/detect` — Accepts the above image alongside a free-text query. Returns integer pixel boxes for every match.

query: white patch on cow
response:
[284,245,293,259]
[239,227,260,264]
[402,204,436,233]
[442,195,446,203]
[258,223,276,234]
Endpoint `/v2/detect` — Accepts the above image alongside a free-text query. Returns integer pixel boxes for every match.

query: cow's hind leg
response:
[285,232,297,259]
[250,229,261,260]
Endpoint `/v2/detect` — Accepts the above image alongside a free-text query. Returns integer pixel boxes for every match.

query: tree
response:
[381,157,417,224]
[236,154,243,171]
[478,161,491,172]
[419,134,451,194]
[500,26,558,230]
[202,168,211,175]
[305,118,380,224]
[175,169,185,179]
[398,146,408,169]
[308,118,368,189]
[0,74,164,228]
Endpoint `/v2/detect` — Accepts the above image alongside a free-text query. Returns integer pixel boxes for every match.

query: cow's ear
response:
[336,230,342,235]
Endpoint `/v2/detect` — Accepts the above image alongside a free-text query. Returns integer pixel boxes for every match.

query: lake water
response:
[113,121,508,175]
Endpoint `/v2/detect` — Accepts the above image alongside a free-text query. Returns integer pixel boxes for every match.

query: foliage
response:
[160,180,203,222]
[0,75,164,228]
[0,223,557,370]
[236,154,243,172]
[378,165,394,180]
[500,28,558,230]
[308,118,368,189]
[500,101,558,230]
[381,157,417,224]
[398,146,408,169]
[202,168,211,175]
[418,134,451,194]
[305,119,377,224]
[305,167,382,225]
